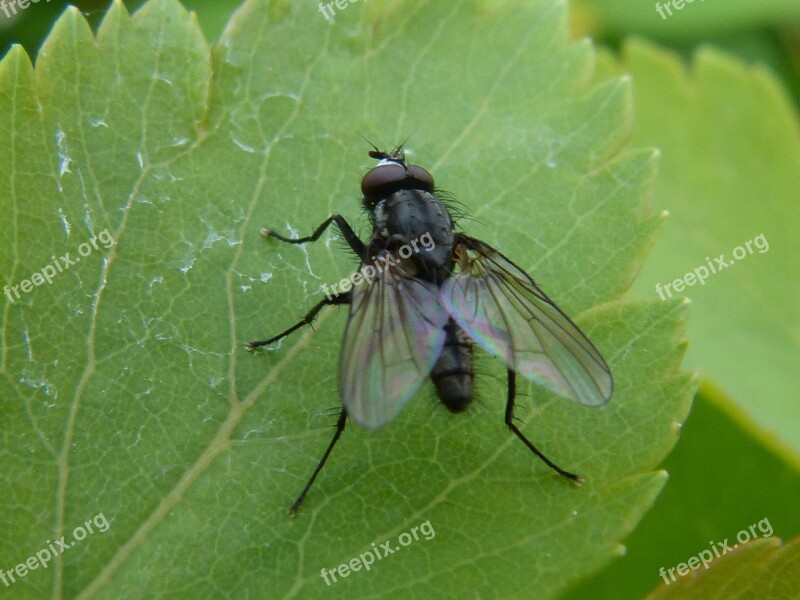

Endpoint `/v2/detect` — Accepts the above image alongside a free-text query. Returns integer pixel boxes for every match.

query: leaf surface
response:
[0,1,690,598]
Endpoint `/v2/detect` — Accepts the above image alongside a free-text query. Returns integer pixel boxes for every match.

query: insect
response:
[248,146,613,513]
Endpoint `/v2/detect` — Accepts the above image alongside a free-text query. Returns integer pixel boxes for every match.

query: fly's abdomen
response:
[431,319,473,413]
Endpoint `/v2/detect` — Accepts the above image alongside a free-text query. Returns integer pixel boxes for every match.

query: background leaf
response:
[611,40,800,456]
[564,381,800,600]
[0,1,689,598]
[562,33,800,600]
[645,536,800,599]
[572,0,800,41]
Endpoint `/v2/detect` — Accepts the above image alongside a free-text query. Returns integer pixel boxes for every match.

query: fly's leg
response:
[247,291,351,512]
[262,214,365,258]
[289,408,348,515]
[247,214,361,349]
[505,369,581,483]
[252,218,361,512]
[247,292,350,349]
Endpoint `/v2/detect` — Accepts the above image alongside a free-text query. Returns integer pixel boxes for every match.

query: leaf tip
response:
[0,43,33,78]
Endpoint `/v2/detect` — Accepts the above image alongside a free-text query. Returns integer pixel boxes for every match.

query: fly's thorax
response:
[372,199,391,238]
[370,189,454,274]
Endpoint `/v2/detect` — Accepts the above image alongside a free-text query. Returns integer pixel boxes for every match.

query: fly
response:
[248,146,613,514]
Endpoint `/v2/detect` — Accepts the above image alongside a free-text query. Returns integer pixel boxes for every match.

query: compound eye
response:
[408,165,434,190]
[361,163,436,201]
[361,163,406,198]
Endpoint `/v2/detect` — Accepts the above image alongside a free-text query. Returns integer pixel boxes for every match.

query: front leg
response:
[263,214,366,259]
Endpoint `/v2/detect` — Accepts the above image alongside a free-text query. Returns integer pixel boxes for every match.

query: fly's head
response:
[361,146,435,209]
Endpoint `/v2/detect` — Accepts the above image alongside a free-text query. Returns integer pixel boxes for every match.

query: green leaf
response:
[0,1,690,597]
[561,38,800,600]
[563,380,800,600]
[572,0,800,41]
[644,536,800,599]
[604,40,800,457]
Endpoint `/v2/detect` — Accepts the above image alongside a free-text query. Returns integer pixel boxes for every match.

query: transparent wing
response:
[441,235,612,406]
[339,261,447,430]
